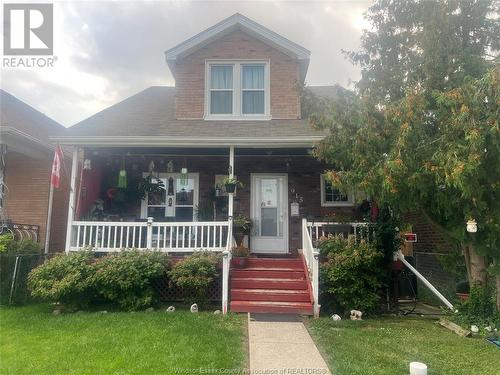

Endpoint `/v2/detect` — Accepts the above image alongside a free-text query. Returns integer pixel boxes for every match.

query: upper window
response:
[320,175,354,207]
[206,61,270,120]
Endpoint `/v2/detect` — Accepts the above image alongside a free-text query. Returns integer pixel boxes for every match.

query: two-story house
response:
[54,14,370,315]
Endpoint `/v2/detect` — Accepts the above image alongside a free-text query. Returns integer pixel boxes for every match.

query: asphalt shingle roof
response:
[64,86,341,139]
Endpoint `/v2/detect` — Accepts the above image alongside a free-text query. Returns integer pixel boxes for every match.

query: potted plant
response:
[233,215,252,247]
[232,246,250,268]
[222,176,242,194]
[138,174,165,199]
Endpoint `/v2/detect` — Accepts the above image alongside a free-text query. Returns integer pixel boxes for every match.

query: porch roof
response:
[54,86,340,148]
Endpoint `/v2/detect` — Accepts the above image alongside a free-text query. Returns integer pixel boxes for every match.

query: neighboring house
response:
[0,90,69,252]
[53,14,372,315]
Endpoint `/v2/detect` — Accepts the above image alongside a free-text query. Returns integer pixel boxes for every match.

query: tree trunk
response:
[496,274,500,311]
[465,245,487,286]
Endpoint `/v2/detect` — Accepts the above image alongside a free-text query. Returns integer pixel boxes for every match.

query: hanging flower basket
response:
[222,176,242,194]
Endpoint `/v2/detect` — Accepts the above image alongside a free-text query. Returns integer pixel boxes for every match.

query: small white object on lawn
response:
[350,310,363,320]
[470,325,479,333]
[331,314,342,321]
[214,310,221,314]
[166,306,175,313]
[190,303,198,313]
[410,362,427,375]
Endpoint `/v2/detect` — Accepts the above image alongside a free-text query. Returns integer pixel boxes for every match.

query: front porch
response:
[62,145,372,314]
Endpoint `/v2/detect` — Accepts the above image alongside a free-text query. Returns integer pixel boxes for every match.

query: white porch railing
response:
[301,218,320,318]
[68,218,230,252]
[307,221,376,243]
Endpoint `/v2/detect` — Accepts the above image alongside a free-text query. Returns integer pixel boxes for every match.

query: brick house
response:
[0,90,69,252]
[53,14,375,315]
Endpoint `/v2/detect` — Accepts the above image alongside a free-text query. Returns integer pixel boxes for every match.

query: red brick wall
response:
[3,151,69,252]
[404,212,455,254]
[173,30,301,120]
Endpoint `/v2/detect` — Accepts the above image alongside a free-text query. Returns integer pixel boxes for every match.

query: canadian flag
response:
[50,145,63,188]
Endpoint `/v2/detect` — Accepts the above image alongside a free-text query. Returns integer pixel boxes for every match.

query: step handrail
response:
[301,218,320,317]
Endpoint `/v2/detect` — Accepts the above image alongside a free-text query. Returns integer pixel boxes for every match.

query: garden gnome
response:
[190,303,198,313]
[166,306,175,313]
[350,310,363,320]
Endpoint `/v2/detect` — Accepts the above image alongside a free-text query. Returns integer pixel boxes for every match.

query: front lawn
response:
[308,317,499,375]
[0,304,246,375]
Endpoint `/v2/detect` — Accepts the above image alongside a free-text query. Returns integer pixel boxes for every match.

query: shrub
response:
[169,251,220,305]
[93,250,168,311]
[319,236,385,315]
[27,251,96,308]
[0,233,41,254]
[454,285,499,328]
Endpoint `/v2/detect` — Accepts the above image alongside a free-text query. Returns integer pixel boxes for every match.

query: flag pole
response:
[44,182,54,254]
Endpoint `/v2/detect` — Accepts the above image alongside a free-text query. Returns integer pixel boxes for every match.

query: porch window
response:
[206,60,270,119]
[320,175,354,207]
[141,173,199,221]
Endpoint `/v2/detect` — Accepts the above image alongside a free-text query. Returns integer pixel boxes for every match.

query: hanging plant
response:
[222,176,242,194]
[138,174,165,200]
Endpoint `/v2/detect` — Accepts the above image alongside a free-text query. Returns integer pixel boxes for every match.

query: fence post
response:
[9,255,21,305]
[146,217,154,249]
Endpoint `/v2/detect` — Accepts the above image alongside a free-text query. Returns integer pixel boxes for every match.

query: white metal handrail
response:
[69,219,230,252]
[301,218,320,317]
[307,221,375,243]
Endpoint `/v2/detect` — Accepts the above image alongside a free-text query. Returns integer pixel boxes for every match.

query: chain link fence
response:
[414,251,465,305]
[0,253,58,305]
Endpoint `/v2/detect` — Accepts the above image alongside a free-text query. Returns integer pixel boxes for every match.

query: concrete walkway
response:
[248,314,332,374]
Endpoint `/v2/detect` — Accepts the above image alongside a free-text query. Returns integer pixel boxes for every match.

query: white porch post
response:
[64,147,79,254]
[222,145,235,314]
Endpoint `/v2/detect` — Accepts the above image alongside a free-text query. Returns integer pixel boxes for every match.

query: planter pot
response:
[456,292,470,302]
[232,257,248,268]
[234,230,247,247]
[391,259,404,271]
[225,183,237,193]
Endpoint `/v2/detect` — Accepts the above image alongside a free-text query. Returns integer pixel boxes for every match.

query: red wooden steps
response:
[231,288,311,302]
[231,301,313,315]
[229,256,313,315]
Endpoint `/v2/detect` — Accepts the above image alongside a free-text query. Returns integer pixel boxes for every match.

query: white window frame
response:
[320,174,354,207]
[205,59,271,120]
[140,172,199,220]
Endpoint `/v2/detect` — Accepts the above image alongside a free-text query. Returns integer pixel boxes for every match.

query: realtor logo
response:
[3,3,53,55]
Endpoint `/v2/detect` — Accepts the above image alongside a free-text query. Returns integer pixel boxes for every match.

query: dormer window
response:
[205,60,270,120]
[210,65,233,114]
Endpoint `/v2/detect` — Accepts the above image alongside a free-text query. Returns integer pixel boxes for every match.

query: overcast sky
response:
[1,1,372,127]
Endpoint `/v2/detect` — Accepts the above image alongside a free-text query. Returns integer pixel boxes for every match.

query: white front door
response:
[250,174,288,254]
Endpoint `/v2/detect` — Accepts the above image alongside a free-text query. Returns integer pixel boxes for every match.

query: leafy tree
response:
[303,0,500,307]
[346,0,499,103]
[305,66,499,307]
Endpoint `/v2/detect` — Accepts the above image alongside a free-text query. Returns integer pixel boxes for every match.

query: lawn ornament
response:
[166,306,175,313]
[350,310,363,320]
[331,314,341,321]
[190,303,198,313]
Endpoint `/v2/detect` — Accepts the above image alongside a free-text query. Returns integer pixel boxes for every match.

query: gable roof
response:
[54,85,340,148]
[0,89,65,152]
[165,13,311,81]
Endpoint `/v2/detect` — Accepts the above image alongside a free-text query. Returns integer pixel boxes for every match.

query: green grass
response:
[308,317,500,375]
[0,304,246,375]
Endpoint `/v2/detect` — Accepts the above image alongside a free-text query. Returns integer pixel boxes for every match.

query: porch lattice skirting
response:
[153,275,222,302]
